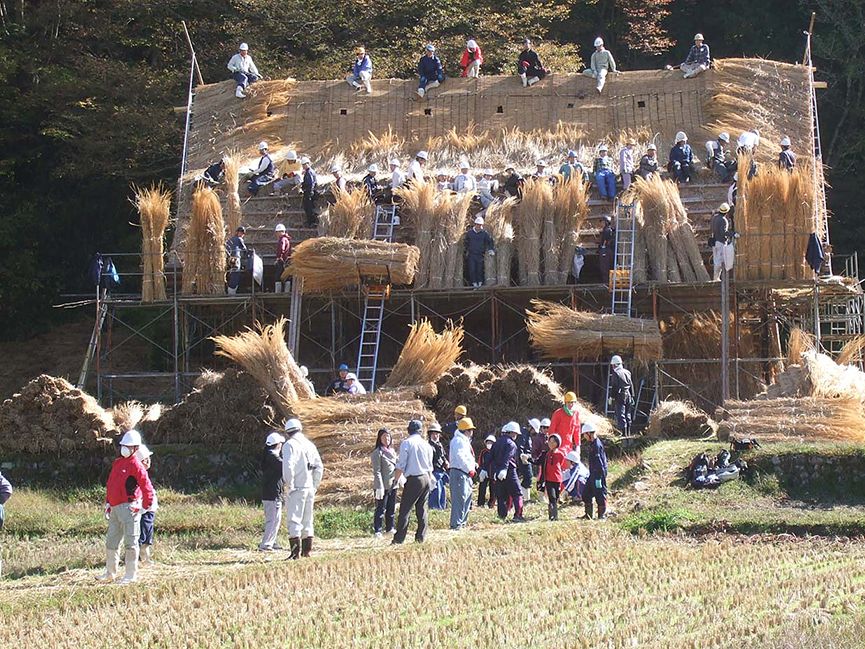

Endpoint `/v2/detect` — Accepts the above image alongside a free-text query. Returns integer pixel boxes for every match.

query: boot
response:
[528,76,540,86]
[140,544,152,565]
[96,547,120,582]
[235,85,246,99]
[520,73,528,87]
[227,286,238,295]
[521,485,531,503]
[301,536,313,558]
[581,503,593,520]
[117,547,139,585]
[275,281,283,293]
[288,537,301,560]
[417,87,425,98]
[426,80,440,90]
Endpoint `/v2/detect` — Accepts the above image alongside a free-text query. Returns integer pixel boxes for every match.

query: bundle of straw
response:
[435,192,473,289]
[134,185,171,302]
[632,224,648,284]
[629,176,671,282]
[286,237,420,292]
[645,400,717,439]
[516,179,552,285]
[319,186,375,239]
[836,335,865,367]
[526,299,663,363]
[383,319,464,388]
[181,188,226,295]
[483,197,517,286]
[396,182,437,288]
[786,327,816,367]
[212,317,314,420]
[223,152,243,233]
[553,178,590,284]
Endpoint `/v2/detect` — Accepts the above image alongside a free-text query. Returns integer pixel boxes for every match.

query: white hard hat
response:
[330,164,342,173]
[300,156,311,165]
[719,202,731,213]
[474,215,485,225]
[501,421,521,434]
[284,418,303,433]
[536,159,547,167]
[610,354,623,366]
[258,141,268,151]
[598,144,608,151]
[528,418,541,433]
[425,44,436,52]
[483,168,494,176]
[540,418,551,428]
[389,158,400,166]
[780,136,791,146]
[266,432,286,446]
[466,39,478,50]
[675,131,687,142]
[300,365,309,377]
[594,37,604,47]
[694,33,704,41]
[581,422,597,434]
[647,143,657,150]
[565,450,581,463]
[718,132,730,143]
[346,372,357,380]
[239,43,249,51]
[367,163,379,173]
[484,434,496,443]
[134,444,152,461]
[459,161,470,169]
[119,429,142,447]
[275,224,286,233]
[416,150,429,160]
[286,150,298,161]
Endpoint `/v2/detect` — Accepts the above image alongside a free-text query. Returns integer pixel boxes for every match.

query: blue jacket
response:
[418,54,443,79]
[491,436,518,475]
[586,437,608,478]
[353,55,372,77]
[302,167,317,196]
[465,228,494,257]
[684,43,710,67]
[669,144,693,166]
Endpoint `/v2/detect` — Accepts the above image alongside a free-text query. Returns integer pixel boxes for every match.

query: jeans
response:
[373,488,396,533]
[595,169,616,199]
[448,469,473,529]
[233,71,260,88]
[418,70,445,89]
[429,470,448,510]
[615,398,633,435]
[467,255,485,286]
[139,510,155,546]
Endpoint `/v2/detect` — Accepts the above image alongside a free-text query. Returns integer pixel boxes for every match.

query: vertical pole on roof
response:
[181,21,205,86]
[173,265,180,403]
[720,268,730,405]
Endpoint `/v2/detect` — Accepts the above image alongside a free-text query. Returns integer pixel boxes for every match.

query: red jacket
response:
[460,47,483,77]
[543,447,567,483]
[276,233,292,264]
[105,455,155,509]
[549,406,581,453]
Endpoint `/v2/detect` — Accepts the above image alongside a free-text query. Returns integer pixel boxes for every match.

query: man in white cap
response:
[465,215,494,288]
[710,202,735,282]
[668,132,693,184]
[477,169,498,208]
[778,137,796,171]
[583,37,617,94]
[247,141,275,196]
[707,132,734,182]
[460,39,483,78]
[452,161,477,194]
[638,143,659,179]
[97,429,155,585]
[679,33,710,79]
[363,164,380,202]
[260,431,286,551]
[593,144,616,200]
[300,156,318,227]
[345,372,367,394]
[346,46,373,93]
[618,139,636,189]
[609,355,633,435]
[518,38,547,87]
[533,159,550,179]
[282,418,323,559]
[408,151,428,183]
[389,158,406,196]
[417,44,445,98]
[274,224,291,293]
[227,42,261,98]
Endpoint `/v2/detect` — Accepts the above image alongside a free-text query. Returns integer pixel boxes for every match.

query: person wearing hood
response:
[428,423,450,511]
[609,355,633,436]
[392,420,435,544]
[668,132,694,184]
[371,428,398,537]
[580,423,608,519]
[538,433,568,520]
[476,433,497,508]
[460,39,483,78]
[517,38,547,87]
[583,37,617,94]
[448,418,477,529]
[465,216,495,288]
[491,421,525,522]
[259,432,286,551]
[326,363,351,395]
[548,392,581,456]
[417,44,445,98]
[346,46,373,93]
[282,418,324,559]
[227,42,261,99]
[97,429,155,585]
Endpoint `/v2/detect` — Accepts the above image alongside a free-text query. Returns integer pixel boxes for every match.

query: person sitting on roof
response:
[247,142,275,196]
[778,137,796,172]
[390,159,406,192]
[533,160,551,180]
[707,132,735,183]
[326,364,351,395]
[638,143,659,179]
[504,166,525,199]
[329,165,346,200]
[460,40,483,78]
[409,151,428,183]
[345,372,367,395]
[559,151,587,182]
[679,33,710,79]
[346,46,373,94]
[518,38,548,87]
[593,144,616,200]
[477,170,499,208]
[618,140,636,190]
[453,162,477,194]
[363,164,381,202]
[435,171,452,192]
[736,130,760,179]
[668,132,694,184]
[417,44,445,98]
[271,151,301,194]
[228,42,261,99]
[583,37,616,94]
[202,159,225,187]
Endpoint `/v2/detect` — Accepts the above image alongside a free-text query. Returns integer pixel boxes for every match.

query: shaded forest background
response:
[0,0,861,337]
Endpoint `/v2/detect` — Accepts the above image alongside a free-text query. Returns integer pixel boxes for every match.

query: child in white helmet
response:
[135,445,159,565]
[260,431,286,551]
[460,39,483,78]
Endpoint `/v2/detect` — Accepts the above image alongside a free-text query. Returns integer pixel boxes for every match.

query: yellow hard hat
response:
[454,405,467,416]
[457,417,475,431]
[564,391,577,403]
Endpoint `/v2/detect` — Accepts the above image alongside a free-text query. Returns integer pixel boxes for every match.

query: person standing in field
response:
[371,428,398,538]
[392,420,434,544]
[259,432,285,551]
[548,391,581,456]
[538,434,567,521]
[282,418,324,559]
[580,423,608,519]
[476,433,497,508]
[448,418,477,530]
[428,423,450,511]
[97,429,155,585]
[491,421,525,522]
[135,445,159,565]
[0,470,11,579]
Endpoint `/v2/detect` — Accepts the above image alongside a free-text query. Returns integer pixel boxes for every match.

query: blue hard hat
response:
[338,363,349,371]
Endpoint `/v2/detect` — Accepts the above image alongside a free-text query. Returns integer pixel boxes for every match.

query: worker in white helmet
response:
[707,132,735,182]
[583,36,617,94]
[247,141,276,196]
[679,33,710,79]
[282,418,323,559]
[580,422,609,519]
[389,158,406,196]
[274,224,291,293]
[618,139,636,189]
[97,429,155,585]
[593,144,616,200]
[778,136,796,171]
[452,160,477,194]
[668,132,694,184]
[491,422,525,522]
[609,356,633,436]
[259,431,286,551]
[417,44,445,98]
[465,215,494,288]
[710,202,736,282]
[477,169,499,208]
[460,39,483,78]
[227,42,262,98]
[134,445,159,566]
[346,46,373,94]
[363,164,381,202]
[408,151,428,183]
[345,372,367,395]
[638,143,659,179]
[300,156,318,227]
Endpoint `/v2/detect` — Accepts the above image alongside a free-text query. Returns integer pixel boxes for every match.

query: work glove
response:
[397,475,407,488]
[519,453,530,463]
[496,469,507,481]
[104,503,111,520]
[478,469,487,482]
[487,250,495,256]
[594,479,603,490]
[374,488,385,501]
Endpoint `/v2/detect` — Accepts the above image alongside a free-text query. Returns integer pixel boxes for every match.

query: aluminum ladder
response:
[604,200,637,418]
[355,205,398,391]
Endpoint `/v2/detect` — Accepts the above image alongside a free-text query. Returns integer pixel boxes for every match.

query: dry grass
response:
[431,192,473,289]
[515,179,552,286]
[285,237,420,292]
[786,327,816,367]
[482,197,517,286]
[133,184,171,302]
[553,178,590,284]
[836,335,865,367]
[223,151,243,233]
[383,319,464,388]
[109,400,160,434]
[181,188,226,295]
[319,185,375,238]
[527,299,662,363]
[645,400,717,439]
[395,182,437,288]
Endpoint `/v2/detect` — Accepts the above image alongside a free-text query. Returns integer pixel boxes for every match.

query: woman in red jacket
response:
[460,39,483,78]
[539,434,567,520]
[548,391,581,456]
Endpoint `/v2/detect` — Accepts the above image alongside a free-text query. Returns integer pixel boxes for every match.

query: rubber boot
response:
[301,536,313,558]
[581,502,593,520]
[288,537,301,560]
[117,547,139,585]
[417,87,425,98]
[520,73,527,87]
[275,281,283,293]
[96,547,120,582]
[140,543,152,565]
[235,85,246,98]
[528,76,540,86]
[521,485,531,503]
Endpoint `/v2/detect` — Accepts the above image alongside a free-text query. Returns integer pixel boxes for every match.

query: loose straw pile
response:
[383,319,464,388]
[134,185,171,302]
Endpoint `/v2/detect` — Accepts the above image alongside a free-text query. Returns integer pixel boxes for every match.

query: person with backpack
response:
[580,423,608,519]
[259,432,285,551]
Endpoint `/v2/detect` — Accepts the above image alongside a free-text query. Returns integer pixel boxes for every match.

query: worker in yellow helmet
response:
[442,404,468,444]
[548,391,581,459]
[449,418,478,530]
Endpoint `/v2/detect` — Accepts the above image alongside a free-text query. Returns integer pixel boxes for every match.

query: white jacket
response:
[453,173,477,193]
[282,432,324,492]
[227,53,260,77]
[408,160,425,183]
[391,168,406,189]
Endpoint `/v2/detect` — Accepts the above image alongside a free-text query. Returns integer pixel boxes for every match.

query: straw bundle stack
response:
[482,197,517,286]
[431,192,472,289]
[737,166,814,281]
[716,397,865,443]
[551,178,590,284]
[223,152,243,233]
[645,400,717,439]
[0,375,115,455]
[516,179,553,285]
[212,317,315,420]
[632,224,649,284]
[629,175,672,282]
[182,188,226,295]
[526,299,662,363]
[384,319,464,388]
[286,237,420,292]
[319,186,375,239]
[396,182,437,288]
[134,185,171,303]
